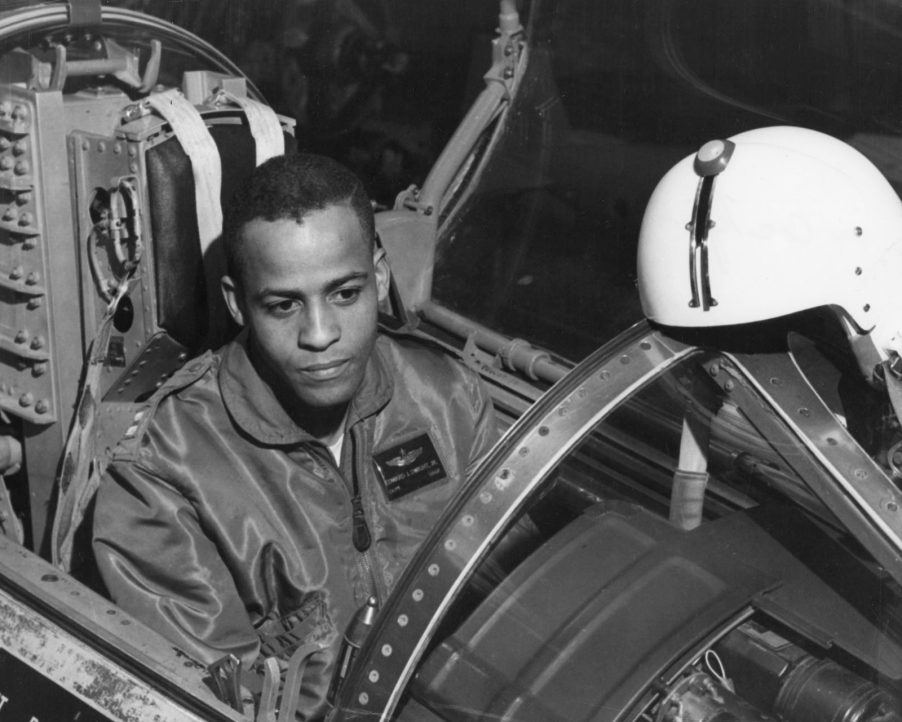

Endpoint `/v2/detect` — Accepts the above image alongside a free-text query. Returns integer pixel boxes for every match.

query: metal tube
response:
[419,301,569,384]
[417,81,507,214]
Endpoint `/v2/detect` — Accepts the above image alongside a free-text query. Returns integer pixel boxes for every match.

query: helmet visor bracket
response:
[688,174,717,311]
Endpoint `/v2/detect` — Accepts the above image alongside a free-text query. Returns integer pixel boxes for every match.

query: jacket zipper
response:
[322,424,383,605]
[351,423,386,604]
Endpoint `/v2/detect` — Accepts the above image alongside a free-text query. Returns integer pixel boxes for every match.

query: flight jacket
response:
[92,329,498,718]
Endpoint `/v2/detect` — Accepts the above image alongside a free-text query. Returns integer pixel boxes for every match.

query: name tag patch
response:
[374,433,447,500]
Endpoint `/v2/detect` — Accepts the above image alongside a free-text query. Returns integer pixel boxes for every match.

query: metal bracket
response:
[67,0,102,28]
[483,10,525,97]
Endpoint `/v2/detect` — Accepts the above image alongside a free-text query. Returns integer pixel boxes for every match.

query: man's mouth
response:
[298,359,350,381]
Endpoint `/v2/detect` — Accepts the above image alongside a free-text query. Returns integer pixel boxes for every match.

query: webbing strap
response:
[146,89,223,255]
[670,412,710,531]
[222,91,285,165]
[52,280,134,568]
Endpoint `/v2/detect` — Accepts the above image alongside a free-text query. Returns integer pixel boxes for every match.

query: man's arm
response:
[93,459,260,668]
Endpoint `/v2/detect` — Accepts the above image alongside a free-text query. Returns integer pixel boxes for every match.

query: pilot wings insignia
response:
[374,433,448,500]
[385,447,423,468]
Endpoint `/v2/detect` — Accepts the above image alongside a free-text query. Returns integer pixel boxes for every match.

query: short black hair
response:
[223,153,375,282]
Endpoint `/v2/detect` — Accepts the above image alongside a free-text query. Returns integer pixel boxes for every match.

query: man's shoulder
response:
[377,327,471,379]
[375,327,487,403]
[110,349,223,460]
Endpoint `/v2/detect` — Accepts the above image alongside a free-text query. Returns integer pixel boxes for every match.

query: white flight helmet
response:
[637,125,902,380]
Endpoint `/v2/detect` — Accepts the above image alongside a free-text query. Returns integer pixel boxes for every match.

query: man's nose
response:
[299,303,340,350]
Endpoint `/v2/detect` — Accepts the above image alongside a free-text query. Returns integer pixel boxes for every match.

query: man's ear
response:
[221,275,246,327]
[373,246,391,304]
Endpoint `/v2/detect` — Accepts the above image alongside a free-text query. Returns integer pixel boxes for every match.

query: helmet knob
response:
[694,139,735,177]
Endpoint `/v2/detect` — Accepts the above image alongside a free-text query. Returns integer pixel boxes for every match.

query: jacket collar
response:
[218,330,393,446]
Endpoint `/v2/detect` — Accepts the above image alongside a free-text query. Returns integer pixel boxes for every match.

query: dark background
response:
[118,0,501,207]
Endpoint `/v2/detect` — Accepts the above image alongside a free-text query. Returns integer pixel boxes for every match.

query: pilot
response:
[636,125,902,469]
[92,153,498,718]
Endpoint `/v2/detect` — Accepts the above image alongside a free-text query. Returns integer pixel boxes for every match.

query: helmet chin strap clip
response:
[687,140,735,311]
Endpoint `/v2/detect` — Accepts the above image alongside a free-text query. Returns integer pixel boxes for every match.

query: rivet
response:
[18,392,33,407]
[518,447,529,456]
[0,157,13,171]
[864,304,871,312]
[640,340,652,350]
[113,142,122,155]
[397,614,408,627]
[358,692,369,705]
[97,141,106,153]
[769,377,781,386]
[18,212,32,227]
[26,298,42,310]
[368,670,380,683]
[25,271,38,285]
[886,501,899,513]
[40,573,58,582]
[29,335,44,350]
[479,491,492,504]
[854,468,868,480]
[9,266,22,280]
[855,267,863,276]
[444,538,457,551]
[412,589,424,602]
[827,437,838,446]
[724,379,735,392]
[798,407,811,417]
[599,369,610,380]
[381,644,392,657]
[14,329,27,343]
[462,514,474,527]
[32,362,47,377]
[855,226,863,236]
[35,399,49,414]
[11,140,25,156]
[13,160,29,176]
[538,426,549,436]
[620,355,631,365]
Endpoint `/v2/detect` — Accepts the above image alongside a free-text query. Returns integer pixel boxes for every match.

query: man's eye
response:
[332,287,362,304]
[266,299,300,315]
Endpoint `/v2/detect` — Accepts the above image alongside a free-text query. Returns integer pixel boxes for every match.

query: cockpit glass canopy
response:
[384,330,902,721]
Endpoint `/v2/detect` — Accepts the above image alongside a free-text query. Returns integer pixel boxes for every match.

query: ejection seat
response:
[0,3,294,585]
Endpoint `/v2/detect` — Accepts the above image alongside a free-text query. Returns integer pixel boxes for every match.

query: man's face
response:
[222,204,389,419]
